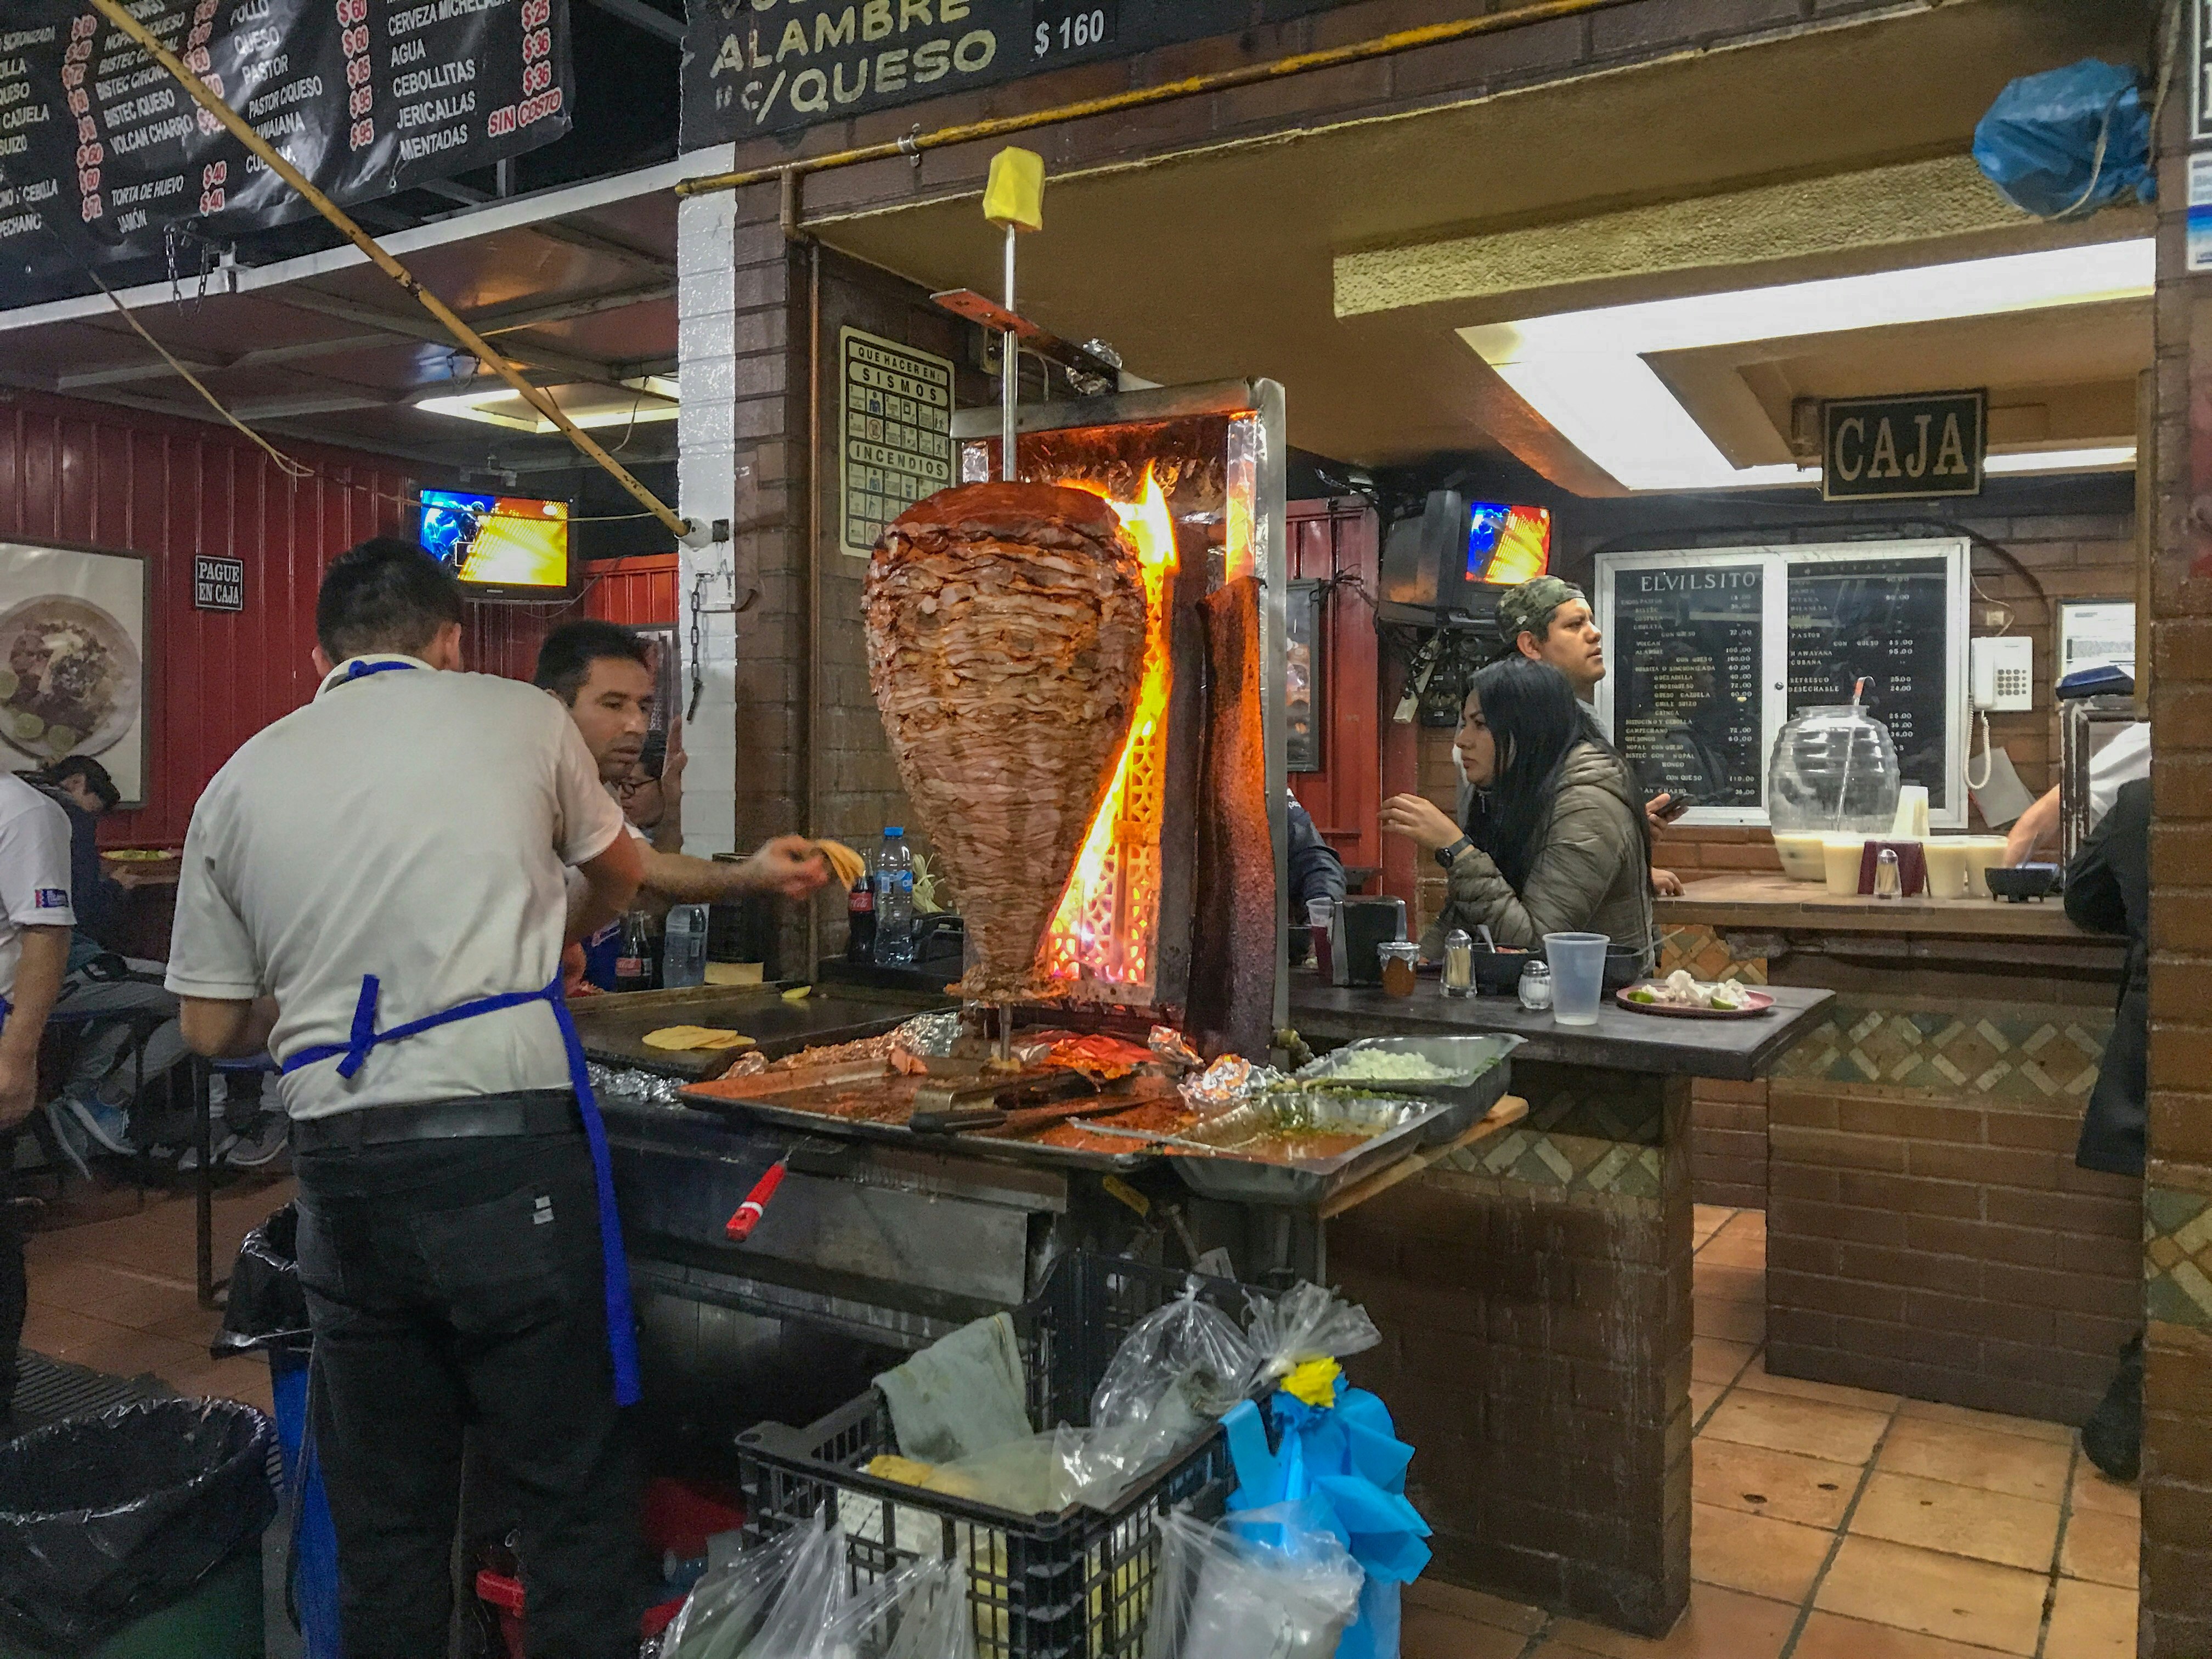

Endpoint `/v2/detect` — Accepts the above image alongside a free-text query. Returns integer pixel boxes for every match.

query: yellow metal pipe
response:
[677,0,1645,199]
[84,0,693,541]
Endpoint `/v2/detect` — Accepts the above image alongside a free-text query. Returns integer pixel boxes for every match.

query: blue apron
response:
[279,657,641,1406]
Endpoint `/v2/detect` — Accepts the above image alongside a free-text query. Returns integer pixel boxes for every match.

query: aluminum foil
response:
[1148,1025,1202,1069]
[585,1062,690,1108]
[894,1009,962,1057]
[1180,1053,1289,1115]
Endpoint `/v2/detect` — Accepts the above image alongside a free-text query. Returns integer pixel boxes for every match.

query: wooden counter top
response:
[1656,874,2091,940]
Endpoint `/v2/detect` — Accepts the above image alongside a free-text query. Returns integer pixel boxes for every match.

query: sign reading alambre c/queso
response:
[1820,391,1987,502]
[680,0,1353,147]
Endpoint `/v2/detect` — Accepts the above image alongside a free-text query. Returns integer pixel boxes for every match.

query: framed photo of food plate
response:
[0,542,149,808]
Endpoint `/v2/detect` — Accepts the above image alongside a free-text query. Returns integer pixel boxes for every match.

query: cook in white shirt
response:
[166,538,645,1658]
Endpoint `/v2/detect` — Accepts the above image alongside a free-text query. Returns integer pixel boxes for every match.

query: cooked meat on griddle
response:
[865,483,1148,1003]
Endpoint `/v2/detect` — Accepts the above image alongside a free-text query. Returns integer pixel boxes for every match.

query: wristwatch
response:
[1435,836,1472,870]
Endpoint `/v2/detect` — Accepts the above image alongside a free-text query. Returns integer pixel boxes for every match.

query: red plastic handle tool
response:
[724,1157,789,1243]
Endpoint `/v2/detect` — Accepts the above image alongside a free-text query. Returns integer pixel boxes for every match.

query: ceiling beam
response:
[579,0,682,45]
[473,276,676,334]
[524,219,675,275]
[269,287,625,383]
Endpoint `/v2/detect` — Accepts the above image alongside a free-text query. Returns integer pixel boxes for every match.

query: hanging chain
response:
[686,572,708,722]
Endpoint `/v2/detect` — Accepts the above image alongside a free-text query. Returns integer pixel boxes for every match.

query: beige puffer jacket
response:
[1421,741,1655,967]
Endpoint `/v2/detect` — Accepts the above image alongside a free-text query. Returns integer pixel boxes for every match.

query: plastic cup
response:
[1923,839,1971,900]
[1543,932,1609,1026]
[1821,834,1868,895]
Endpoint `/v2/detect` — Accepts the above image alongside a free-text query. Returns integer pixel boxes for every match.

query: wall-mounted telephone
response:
[1971,636,2034,712]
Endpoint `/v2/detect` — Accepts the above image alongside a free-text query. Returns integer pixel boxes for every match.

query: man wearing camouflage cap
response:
[1494,575,1684,895]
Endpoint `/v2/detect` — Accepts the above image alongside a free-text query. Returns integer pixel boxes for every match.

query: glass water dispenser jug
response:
[1767,688,1901,882]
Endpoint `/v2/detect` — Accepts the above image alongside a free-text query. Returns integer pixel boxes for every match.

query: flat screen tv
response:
[420,490,571,597]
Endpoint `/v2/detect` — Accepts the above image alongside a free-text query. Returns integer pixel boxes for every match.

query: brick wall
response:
[1690,1077,1767,1210]
[739,0,2109,230]
[1332,1068,1693,1635]
[2145,67,2212,1658]
[1764,1075,2139,1427]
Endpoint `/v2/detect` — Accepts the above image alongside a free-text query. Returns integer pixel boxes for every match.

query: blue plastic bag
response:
[1972,59,2152,219]
[1223,1389,1432,1659]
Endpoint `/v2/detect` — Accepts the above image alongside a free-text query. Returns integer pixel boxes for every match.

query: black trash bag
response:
[0,1397,276,1655]
[214,1202,311,1359]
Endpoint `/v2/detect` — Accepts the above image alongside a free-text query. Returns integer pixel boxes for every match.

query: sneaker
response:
[176,1133,239,1173]
[223,1113,289,1169]
[42,1099,95,1180]
[53,1092,135,1155]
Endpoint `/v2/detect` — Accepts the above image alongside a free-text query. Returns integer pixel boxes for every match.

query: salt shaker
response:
[1518,960,1554,1011]
[1873,846,1902,900]
[1441,929,1475,998]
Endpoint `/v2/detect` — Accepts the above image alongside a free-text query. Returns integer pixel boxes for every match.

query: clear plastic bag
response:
[658,1518,813,1659]
[1091,1282,1256,1431]
[740,1514,921,1659]
[882,1560,978,1659]
[1246,1282,1381,1389]
[1143,1503,1364,1659]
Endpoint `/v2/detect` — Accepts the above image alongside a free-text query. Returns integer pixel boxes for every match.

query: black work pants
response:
[295,1127,641,1659]
[1,1148,20,1418]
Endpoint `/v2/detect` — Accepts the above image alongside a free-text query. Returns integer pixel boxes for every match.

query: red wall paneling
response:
[0,390,679,847]
[0,390,416,849]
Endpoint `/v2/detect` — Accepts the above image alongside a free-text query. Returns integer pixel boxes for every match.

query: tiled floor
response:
[20,1193,2142,1657]
[1405,1206,2142,1659]
[17,1175,295,1417]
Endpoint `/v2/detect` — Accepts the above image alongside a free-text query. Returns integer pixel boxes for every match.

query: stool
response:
[194,1054,276,1310]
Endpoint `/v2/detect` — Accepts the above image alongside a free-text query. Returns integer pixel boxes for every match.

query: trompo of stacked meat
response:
[865,483,1148,1002]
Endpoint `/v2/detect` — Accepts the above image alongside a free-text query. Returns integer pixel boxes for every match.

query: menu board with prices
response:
[839,326,953,557]
[682,0,1356,147]
[0,0,571,285]
[1786,557,1950,811]
[1607,564,1765,808]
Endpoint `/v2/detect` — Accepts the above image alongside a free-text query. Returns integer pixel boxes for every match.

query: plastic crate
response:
[736,1251,1248,1659]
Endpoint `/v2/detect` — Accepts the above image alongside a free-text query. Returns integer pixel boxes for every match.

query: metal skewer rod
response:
[1000,223,1018,482]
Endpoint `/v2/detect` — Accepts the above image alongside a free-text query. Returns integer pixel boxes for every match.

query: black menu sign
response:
[0,0,571,285]
[682,0,1353,147]
[1787,557,1950,810]
[1608,563,1765,809]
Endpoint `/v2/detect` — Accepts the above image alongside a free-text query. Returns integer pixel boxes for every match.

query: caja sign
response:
[680,0,1353,147]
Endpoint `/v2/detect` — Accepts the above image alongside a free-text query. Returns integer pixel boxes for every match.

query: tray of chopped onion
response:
[1616,971,1775,1018]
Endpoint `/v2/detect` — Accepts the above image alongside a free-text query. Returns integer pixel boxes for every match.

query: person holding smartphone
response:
[1494,577,1688,895]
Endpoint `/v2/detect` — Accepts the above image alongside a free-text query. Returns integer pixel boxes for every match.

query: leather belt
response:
[290,1091,579,1153]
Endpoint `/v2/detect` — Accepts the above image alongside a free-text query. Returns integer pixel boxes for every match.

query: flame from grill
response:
[1036,466,1178,992]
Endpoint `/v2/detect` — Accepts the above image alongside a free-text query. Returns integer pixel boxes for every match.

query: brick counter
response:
[1658,878,2136,1425]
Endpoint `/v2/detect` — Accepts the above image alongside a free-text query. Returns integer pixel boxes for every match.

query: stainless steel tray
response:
[1289,1033,1523,1098]
[677,1066,1156,1175]
[1169,1034,1519,1205]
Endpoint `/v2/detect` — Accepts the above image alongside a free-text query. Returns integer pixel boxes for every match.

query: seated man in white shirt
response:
[0,772,72,1430]
[2003,719,2149,865]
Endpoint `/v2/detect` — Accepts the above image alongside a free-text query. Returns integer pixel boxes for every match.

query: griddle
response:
[568,983,953,1079]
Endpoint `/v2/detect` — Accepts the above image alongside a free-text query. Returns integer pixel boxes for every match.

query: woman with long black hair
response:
[1382,657,1655,966]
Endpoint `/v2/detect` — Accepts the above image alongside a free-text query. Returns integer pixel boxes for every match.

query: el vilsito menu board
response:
[1608,563,1765,808]
[0,0,571,285]
[1787,556,1950,811]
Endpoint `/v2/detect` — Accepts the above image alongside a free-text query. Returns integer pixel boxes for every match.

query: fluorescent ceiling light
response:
[1459,240,2153,492]
[417,375,679,434]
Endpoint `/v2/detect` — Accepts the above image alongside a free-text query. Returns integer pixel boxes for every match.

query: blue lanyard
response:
[283,973,641,1407]
[338,659,418,685]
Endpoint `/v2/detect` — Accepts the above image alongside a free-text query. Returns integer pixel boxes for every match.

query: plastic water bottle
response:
[872,827,915,967]
[661,904,709,989]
